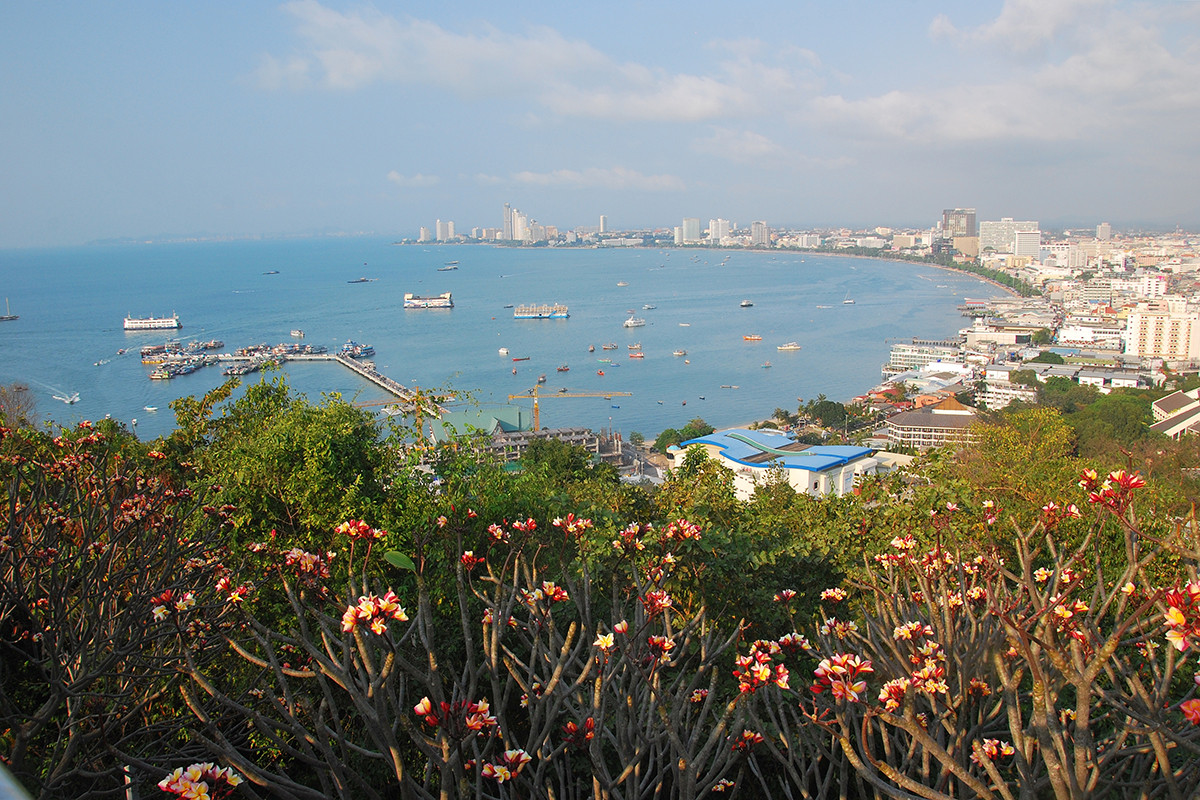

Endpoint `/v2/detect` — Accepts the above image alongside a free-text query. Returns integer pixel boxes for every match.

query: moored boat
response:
[557,365,570,372]
[673,349,687,357]
[777,342,802,351]
[124,313,181,330]
[514,303,569,319]
[743,334,762,341]
[622,316,646,328]
[740,300,753,307]
[291,329,305,337]
[404,292,454,309]
[629,352,644,359]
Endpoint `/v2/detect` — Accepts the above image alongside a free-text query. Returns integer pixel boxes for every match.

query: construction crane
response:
[507,386,632,431]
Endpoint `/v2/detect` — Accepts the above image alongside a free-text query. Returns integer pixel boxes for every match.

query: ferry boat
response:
[777,342,802,351]
[404,292,454,309]
[340,341,375,358]
[124,313,181,331]
[622,317,646,328]
[740,300,754,308]
[514,303,569,319]
[743,334,762,341]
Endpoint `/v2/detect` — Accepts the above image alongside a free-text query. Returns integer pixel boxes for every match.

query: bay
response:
[0,238,996,441]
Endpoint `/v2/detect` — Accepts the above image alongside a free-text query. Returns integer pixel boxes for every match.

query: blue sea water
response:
[0,238,997,441]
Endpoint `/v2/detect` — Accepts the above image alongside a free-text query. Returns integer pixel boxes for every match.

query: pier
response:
[288,354,444,413]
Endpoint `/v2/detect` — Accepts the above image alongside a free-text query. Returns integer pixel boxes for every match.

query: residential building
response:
[1125,299,1200,360]
[669,428,879,500]
[977,381,1038,410]
[681,218,701,244]
[750,221,770,247]
[1097,222,1112,241]
[418,226,431,243]
[884,396,979,450]
[979,218,1039,254]
[1150,389,1200,439]
[599,215,608,234]
[502,203,513,241]
[709,218,731,244]
[884,339,963,376]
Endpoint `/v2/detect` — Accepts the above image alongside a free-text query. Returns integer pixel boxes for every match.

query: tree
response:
[1028,351,1065,364]
[810,400,847,429]
[628,431,644,447]
[0,383,36,428]
[1031,327,1053,345]
[653,428,682,453]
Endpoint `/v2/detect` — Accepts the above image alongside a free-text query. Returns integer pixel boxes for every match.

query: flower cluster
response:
[284,548,332,579]
[774,589,797,603]
[158,763,242,799]
[460,550,485,570]
[1164,582,1200,652]
[524,581,570,605]
[340,591,408,635]
[335,519,386,541]
[820,587,847,602]
[642,590,673,616]
[777,632,812,655]
[214,577,250,605]
[811,653,873,702]
[1040,501,1082,528]
[414,697,498,738]
[612,522,649,553]
[878,678,910,712]
[150,589,195,622]
[819,617,859,639]
[731,729,764,752]
[971,739,1015,766]
[481,749,531,783]
[733,640,789,693]
[1080,468,1146,514]
[647,635,675,664]
[664,518,702,541]
[551,513,593,536]
[562,717,595,748]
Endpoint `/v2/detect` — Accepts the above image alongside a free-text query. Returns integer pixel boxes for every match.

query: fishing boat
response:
[512,356,530,362]
[601,343,618,350]
[740,300,754,307]
[616,281,629,287]
[347,277,373,284]
[777,342,802,351]
[642,304,656,310]
[537,374,547,384]
[629,352,644,359]
[628,342,642,350]
[556,365,570,372]
[743,334,762,341]
[673,350,687,357]
[761,362,772,368]
[290,329,305,337]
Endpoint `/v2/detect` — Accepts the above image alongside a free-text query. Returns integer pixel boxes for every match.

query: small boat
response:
[684,359,690,364]
[698,396,705,400]
[597,370,605,376]
[744,334,762,341]
[144,406,158,412]
[537,374,547,384]
[616,281,629,287]
[53,392,80,404]
[291,329,305,337]
[438,261,459,271]
[682,400,687,405]
[611,405,620,409]
[843,291,855,305]
[777,342,802,351]
[264,270,279,275]
[557,365,570,372]
[740,300,754,307]
[643,304,656,310]
[598,358,612,364]
[588,344,595,352]
[761,362,772,368]
[679,322,690,327]
[558,387,569,393]
[657,400,664,405]
[499,347,510,355]
[629,352,644,359]
[116,348,127,355]
[512,367,517,375]
[673,349,687,357]
[347,277,372,283]
[628,342,642,350]
[601,343,618,350]
[503,304,514,309]
[512,356,530,362]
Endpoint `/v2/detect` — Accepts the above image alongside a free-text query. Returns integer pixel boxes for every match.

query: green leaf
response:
[384,551,416,572]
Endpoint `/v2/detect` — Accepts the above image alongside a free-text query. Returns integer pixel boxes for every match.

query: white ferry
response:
[514,303,569,319]
[622,317,646,328]
[404,292,454,309]
[777,342,802,351]
[124,314,181,331]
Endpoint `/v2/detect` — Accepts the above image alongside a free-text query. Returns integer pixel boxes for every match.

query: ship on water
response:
[514,303,569,319]
[124,313,181,331]
[404,292,454,309]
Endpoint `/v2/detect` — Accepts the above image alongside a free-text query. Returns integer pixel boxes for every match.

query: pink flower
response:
[1183,699,1200,725]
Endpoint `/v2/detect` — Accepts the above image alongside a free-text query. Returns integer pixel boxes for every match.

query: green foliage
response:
[1039,376,1100,413]
[1010,369,1039,387]
[810,399,847,428]
[1031,327,1054,345]
[1069,391,1155,456]
[1028,350,1065,364]
[958,406,1078,506]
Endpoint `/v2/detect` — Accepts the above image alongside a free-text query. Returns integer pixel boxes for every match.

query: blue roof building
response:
[667,428,880,500]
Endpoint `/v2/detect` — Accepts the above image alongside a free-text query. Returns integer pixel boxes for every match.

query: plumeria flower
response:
[594,633,615,651]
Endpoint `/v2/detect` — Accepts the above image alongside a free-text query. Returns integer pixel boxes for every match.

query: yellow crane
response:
[507,386,632,431]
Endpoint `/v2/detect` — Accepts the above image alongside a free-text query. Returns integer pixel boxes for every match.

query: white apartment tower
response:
[502,203,514,241]
[418,226,432,243]
[709,218,730,244]
[1125,299,1200,360]
[599,215,608,234]
[750,221,770,247]
[1013,229,1042,259]
[681,218,701,243]
[979,218,1039,254]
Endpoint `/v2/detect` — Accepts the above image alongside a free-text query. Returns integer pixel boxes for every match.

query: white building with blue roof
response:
[667,428,880,500]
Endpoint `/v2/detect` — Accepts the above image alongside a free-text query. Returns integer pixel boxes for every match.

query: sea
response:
[0,238,1000,442]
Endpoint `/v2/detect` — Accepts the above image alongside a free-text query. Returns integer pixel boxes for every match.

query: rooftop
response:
[676,428,873,473]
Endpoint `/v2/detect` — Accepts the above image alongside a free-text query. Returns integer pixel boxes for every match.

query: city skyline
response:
[4,1,1200,249]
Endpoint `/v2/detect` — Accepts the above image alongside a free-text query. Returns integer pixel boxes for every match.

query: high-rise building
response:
[709,218,730,244]
[941,208,977,238]
[1125,299,1200,360]
[750,221,770,247]
[681,218,701,243]
[502,203,513,241]
[1013,229,1042,259]
[599,215,608,234]
[979,218,1039,253]
[436,219,453,241]
[1097,222,1112,241]
[418,226,431,243]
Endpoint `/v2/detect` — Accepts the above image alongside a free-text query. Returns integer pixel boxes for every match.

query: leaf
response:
[384,551,416,572]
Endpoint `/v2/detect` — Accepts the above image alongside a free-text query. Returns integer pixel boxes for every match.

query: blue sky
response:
[3,0,1200,247]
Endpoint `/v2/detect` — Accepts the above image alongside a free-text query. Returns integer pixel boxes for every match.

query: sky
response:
[3,0,1200,248]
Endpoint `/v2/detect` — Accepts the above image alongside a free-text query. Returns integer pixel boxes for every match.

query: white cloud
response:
[386,171,439,188]
[255,2,819,123]
[507,167,685,192]
[692,128,785,162]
